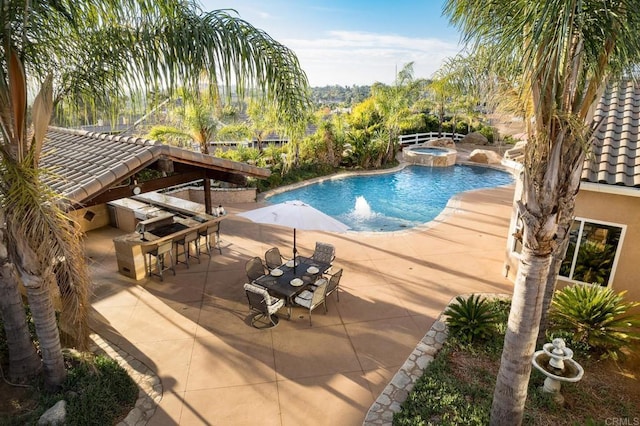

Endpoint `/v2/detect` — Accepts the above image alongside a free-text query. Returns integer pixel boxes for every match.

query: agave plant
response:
[444,294,501,343]
[549,284,640,359]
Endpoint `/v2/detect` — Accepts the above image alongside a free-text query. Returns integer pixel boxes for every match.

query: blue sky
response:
[199,1,464,86]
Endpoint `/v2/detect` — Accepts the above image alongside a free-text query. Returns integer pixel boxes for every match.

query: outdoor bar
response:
[111,193,223,280]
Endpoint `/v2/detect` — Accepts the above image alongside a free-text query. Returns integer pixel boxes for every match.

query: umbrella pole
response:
[293,228,297,272]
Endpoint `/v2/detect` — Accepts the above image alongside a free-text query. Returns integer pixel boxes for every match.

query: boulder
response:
[461,132,489,145]
[38,400,66,426]
[426,138,456,149]
[469,149,503,165]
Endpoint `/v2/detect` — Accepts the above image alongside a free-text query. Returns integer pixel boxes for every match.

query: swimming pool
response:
[266,165,513,232]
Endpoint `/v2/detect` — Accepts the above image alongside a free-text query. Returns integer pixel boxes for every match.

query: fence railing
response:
[398,132,466,145]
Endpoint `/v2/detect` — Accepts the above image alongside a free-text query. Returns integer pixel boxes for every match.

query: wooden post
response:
[203,177,212,215]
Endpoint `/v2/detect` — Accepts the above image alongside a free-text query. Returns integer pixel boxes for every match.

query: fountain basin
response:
[532,351,584,383]
[402,144,456,166]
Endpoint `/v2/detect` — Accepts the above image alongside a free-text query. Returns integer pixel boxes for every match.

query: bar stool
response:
[147,240,175,281]
[198,222,222,257]
[175,230,200,268]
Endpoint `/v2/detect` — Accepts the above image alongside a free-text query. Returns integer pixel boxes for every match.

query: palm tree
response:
[246,99,282,152]
[372,62,426,164]
[444,1,640,424]
[426,76,454,136]
[435,52,494,133]
[0,215,42,380]
[0,0,310,389]
[147,92,220,154]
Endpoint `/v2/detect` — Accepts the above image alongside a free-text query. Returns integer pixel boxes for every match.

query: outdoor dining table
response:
[254,256,331,318]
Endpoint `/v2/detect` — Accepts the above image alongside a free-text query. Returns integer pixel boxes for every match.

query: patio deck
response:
[86,184,515,425]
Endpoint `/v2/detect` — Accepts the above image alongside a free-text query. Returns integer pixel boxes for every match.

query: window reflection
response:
[558,219,623,286]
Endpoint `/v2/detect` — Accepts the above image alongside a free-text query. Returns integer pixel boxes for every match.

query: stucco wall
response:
[169,187,257,205]
[70,204,111,232]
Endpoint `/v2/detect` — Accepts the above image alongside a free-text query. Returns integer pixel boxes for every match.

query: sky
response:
[199,1,464,87]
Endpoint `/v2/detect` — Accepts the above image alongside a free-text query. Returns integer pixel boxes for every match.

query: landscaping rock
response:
[426,137,456,149]
[461,131,489,145]
[38,400,66,426]
[469,149,503,165]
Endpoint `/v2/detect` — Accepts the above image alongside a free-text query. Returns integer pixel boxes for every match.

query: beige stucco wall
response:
[169,187,257,206]
[504,183,640,304]
[70,204,111,232]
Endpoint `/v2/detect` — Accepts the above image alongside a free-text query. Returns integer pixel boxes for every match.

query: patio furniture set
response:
[243,242,343,328]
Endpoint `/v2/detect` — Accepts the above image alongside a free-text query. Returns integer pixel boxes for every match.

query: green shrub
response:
[394,346,491,426]
[549,284,640,359]
[476,125,495,143]
[444,295,502,343]
[33,355,138,426]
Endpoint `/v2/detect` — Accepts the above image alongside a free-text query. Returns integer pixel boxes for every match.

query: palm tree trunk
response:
[536,149,583,346]
[22,271,66,390]
[491,245,549,425]
[0,262,42,380]
[536,236,570,347]
[492,139,584,424]
[385,132,394,164]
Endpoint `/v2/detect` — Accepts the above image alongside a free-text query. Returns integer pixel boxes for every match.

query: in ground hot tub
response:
[402,144,456,166]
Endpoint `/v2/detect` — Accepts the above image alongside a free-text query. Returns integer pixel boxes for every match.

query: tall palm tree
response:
[444,1,640,424]
[426,76,454,136]
[0,0,310,389]
[372,62,426,164]
[246,99,282,152]
[147,92,220,154]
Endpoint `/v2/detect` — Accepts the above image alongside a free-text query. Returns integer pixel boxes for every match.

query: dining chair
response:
[294,278,328,326]
[311,242,335,265]
[324,268,343,302]
[264,247,287,270]
[245,256,267,282]
[243,282,285,328]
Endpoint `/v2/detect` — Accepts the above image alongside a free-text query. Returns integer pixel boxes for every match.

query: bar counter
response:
[113,213,223,280]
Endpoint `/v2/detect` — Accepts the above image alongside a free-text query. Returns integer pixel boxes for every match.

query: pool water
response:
[267,165,513,232]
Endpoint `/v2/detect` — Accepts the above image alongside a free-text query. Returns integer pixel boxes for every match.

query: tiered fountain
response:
[531,338,584,404]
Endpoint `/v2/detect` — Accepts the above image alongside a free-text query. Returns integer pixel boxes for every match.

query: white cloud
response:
[279,30,460,86]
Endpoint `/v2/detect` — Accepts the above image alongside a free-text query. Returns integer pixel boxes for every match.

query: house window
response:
[559,218,625,286]
[511,216,524,255]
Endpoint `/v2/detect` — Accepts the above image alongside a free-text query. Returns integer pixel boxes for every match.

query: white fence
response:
[398,132,466,145]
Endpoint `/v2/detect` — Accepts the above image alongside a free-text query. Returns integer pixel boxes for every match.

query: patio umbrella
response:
[237,200,350,259]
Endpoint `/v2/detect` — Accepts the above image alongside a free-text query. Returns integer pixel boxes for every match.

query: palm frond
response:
[1,158,90,348]
[31,73,54,166]
[8,47,27,159]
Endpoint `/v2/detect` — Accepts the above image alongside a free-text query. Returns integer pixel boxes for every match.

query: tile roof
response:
[584,80,640,187]
[40,127,269,205]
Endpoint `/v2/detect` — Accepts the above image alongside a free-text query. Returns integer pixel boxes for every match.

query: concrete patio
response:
[86,184,515,425]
